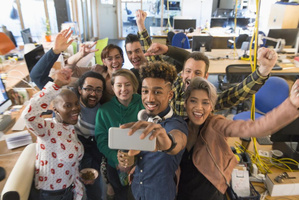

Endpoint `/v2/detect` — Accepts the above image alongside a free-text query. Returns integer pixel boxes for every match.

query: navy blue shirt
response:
[131,115,188,200]
[30,48,59,89]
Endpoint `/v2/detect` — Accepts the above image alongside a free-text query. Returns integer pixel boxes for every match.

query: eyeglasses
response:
[82,87,103,94]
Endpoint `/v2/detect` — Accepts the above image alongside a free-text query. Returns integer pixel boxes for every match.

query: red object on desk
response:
[0,32,15,55]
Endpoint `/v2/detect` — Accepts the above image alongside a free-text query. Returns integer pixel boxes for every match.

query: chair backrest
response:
[1,143,36,200]
[94,37,109,65]
[172,32,190,49]
[0,32,16,55]
[235,34,249,49]
[225,64,255,88]
[255,76,289,114]
[167,31,175,44]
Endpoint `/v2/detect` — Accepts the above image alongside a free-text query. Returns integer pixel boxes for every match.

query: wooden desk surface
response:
[0,61,29,91]
[205,49,299,75]
[0,106,36,193]
[227,137,299,199]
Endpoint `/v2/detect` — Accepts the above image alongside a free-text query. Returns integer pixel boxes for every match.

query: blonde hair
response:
[111,69,139,93]
[184,77,217,110]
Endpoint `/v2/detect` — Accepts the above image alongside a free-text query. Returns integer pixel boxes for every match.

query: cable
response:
[4,75,37,92]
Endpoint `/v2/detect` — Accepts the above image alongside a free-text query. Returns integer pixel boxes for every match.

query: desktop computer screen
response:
[0,78,12,114]
[265,28,299,47]
[192,36,213,52]
[21,28,34,44]
[271,117,299,162]
[24,45,45,72]
[173,19,196,31]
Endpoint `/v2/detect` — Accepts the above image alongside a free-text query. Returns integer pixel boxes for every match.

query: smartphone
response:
[108,127,156,151]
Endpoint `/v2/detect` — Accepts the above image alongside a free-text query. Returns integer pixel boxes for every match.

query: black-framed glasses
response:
[82,87,103,94]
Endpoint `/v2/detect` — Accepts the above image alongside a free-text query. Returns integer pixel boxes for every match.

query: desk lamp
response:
[240,41,250,60]
[258,34,285,53]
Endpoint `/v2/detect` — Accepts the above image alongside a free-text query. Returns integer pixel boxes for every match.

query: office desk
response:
[0,106,37,192]
[227,137,299,199]
[0,61,29,91]
[204,49,299,75]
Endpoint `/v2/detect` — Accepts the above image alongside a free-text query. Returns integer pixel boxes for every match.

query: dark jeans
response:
[106,164,129,200]
[29,181,73,200]
[78,135,104,200]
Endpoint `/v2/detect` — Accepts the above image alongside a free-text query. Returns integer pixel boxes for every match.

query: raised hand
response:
[78,41,98,58]
[53,68,72,87]
[144,43,169,57]
[257,47,277,76]
[136,9,147,32]
[290,79,299,109]
[53,27,73,54]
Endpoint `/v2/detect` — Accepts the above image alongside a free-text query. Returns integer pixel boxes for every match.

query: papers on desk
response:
[5,130,32,149]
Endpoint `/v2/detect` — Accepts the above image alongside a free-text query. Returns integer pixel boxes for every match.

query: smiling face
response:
[78,77,104,108]
[125,41,147,69]
[54,91,81,125]
[112,75,134,107]
[185,89,213,126]
[181,58,208,91]
[103,48,123,74]
[141,78,173,116]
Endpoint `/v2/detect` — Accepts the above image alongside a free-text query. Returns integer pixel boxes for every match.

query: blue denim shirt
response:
[131,115,188,200]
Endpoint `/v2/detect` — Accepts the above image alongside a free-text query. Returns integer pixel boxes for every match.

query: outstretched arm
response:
[30,28,73,89]
[65,41,98,69]
[215,48,276,111]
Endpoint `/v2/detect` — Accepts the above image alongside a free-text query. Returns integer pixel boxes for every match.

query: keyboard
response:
[256,136,273,145]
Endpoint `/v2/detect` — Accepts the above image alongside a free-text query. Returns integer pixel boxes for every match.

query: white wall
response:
[258,0,277,34]
[181,0,213,29]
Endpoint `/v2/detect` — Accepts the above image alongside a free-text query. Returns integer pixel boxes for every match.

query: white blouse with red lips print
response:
[23,82,84,200]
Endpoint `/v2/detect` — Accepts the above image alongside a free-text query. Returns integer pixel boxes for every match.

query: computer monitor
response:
[173,19,196,31]
[265,28,299,47]
[271,117,299,162]
[21,28,34,44]
[24,45,45,72]
[0,78,12,114]
[192,36,213,52]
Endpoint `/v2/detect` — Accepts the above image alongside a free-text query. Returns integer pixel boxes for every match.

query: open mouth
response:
[193,111,203,118]
[145,103,157,111]
[71,113,79,121]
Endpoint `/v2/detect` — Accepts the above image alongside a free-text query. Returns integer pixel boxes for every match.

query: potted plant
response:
[45,19,51,42]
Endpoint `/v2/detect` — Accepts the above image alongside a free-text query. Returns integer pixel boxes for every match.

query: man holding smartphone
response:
[119,61,188,200]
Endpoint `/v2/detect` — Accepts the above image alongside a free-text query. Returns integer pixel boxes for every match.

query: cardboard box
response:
[266,172,299,196]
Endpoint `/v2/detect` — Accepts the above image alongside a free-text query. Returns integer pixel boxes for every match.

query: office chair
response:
[172,32,190,49]
[227,34,249,49]
[233,76,289,120]
[94,37,109,65]
[218,64,256,114]
[1,143,36,200]
[218,64,254,91]
[167,31,175,45]
[0,32,16,55]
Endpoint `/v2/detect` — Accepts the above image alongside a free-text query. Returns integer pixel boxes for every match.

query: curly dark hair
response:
[140,61,177,84]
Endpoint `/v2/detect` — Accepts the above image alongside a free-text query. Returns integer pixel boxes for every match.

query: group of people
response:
[22,10,299,200]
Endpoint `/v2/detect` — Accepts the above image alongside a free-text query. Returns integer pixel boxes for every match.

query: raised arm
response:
[65,41,98,69]
[23,69,72,136]
[215,48,276,111]
[218,79,299,138]
[30,28,73,89]
[145,43,190,72]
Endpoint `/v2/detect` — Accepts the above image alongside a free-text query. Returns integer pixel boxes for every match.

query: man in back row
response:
[124,9,276,118]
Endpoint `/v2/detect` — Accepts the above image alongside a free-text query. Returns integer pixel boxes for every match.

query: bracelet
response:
[162,133,177,153]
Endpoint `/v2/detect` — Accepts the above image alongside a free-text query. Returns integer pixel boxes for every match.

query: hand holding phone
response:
[108,127,156,151]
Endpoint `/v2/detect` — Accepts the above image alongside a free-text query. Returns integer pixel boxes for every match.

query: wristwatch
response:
[162,133,177,153]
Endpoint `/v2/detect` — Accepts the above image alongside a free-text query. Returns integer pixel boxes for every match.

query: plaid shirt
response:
[138,28,269,118]
[138,29,163,62]
[171,70,269,118]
